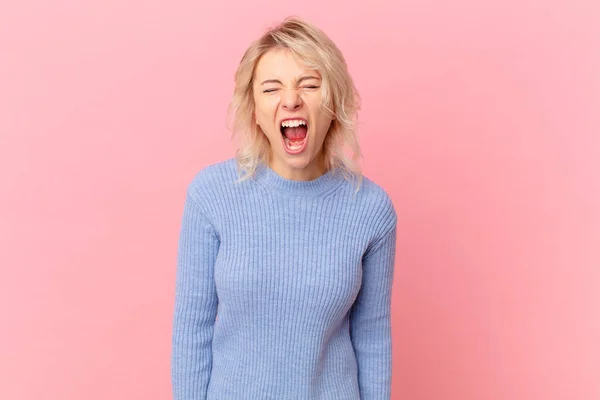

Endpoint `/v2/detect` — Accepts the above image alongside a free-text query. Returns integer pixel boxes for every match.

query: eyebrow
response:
[260,76,321,85]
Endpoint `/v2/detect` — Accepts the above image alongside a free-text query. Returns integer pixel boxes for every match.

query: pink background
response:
[1,1,599,399]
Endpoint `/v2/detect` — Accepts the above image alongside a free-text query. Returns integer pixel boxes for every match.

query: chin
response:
[284,157,311,170]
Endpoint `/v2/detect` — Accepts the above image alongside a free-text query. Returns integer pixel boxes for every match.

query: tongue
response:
[282,125,307,140]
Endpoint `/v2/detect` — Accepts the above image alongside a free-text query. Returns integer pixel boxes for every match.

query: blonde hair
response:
[227,16,363,188]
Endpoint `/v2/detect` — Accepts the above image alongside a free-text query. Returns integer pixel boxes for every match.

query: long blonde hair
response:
[227,16,363,187]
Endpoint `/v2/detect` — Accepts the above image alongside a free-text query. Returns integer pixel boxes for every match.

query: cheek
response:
[312,112,333,134]
[253,103,267,124]
[256,102,279,128]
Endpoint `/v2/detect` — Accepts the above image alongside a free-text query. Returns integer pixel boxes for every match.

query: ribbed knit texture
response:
[172,158,397,400]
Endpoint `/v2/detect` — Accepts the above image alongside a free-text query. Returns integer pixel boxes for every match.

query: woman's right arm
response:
[171,192,220,400]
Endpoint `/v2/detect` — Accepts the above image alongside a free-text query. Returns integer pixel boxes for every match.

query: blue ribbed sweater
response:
[171,158,397,399]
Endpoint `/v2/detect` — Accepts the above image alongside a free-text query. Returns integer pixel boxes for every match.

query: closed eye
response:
[263,86,319,93]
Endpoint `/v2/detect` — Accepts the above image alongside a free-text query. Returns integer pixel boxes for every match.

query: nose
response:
[280,88,302,111]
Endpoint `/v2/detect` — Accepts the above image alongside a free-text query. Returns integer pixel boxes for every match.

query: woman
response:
[172,16,397,400]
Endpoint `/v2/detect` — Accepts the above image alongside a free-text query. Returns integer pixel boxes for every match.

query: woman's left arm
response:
[350,218,397,400]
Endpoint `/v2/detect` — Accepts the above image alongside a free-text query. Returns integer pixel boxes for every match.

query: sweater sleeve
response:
[350,219,397,400]
[171,192,220,400]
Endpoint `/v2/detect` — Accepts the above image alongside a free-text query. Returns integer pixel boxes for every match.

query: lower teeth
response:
[285,138,304,150]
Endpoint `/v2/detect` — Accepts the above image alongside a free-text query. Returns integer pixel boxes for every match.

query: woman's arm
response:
[171,192,220,400]
[350,220,397,400]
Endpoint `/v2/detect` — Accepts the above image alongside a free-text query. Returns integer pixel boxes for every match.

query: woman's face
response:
[253,48,333,181]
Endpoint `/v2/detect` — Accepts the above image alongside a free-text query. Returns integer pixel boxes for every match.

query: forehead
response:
[254,48,321,81]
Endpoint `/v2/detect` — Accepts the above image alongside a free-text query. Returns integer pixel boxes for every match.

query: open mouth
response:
[280,119,308,153]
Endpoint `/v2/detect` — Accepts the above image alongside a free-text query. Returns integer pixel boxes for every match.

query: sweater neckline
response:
[254,162,344,197]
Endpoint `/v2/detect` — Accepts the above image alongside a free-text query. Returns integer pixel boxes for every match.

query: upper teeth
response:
[281,119,306,128]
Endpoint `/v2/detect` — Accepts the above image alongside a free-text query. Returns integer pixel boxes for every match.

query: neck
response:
[254,158,343,198]
[269,154,327,181]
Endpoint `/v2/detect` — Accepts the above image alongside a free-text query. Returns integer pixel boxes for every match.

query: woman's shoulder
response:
[190,157,237,183]
[353,175,395,211]
[186,158,238,200]
[341,173,397,232]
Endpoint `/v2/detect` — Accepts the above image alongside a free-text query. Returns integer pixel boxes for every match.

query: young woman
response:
[172,16,397,400]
